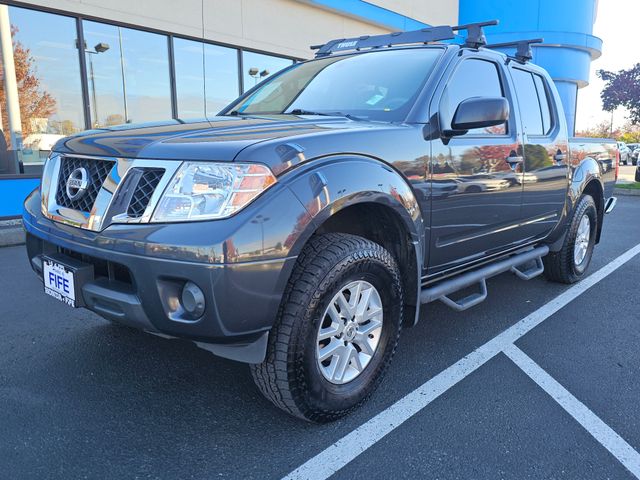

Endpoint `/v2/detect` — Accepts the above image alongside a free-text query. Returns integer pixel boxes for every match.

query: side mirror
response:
[447,97,509,136]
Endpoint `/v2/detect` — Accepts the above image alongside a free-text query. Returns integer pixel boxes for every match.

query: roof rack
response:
[310,20,499,58]
[485,38,544,63]
[453,20,499,49]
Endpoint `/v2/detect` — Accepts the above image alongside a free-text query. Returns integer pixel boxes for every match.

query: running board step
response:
[420,245,549,312]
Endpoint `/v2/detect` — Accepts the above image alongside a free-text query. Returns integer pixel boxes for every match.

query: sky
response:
[575,0,640,132]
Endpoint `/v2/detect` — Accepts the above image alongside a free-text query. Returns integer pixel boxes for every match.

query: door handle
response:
[505,153,523,172]
[553,152,566,163]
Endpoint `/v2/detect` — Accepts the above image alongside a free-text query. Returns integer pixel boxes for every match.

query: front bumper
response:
[23,191,298,364]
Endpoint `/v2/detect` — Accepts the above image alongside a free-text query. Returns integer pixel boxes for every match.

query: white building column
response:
[0,3,23,169]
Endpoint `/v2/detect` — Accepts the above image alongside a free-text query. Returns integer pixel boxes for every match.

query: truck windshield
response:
[228,48,443,122]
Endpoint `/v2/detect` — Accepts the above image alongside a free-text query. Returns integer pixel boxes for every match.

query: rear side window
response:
[533,74,553,134]
[441,58,507,135]
[512,68,554,136]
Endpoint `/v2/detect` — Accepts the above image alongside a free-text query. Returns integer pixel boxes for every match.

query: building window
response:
[242,51,294,92]
[0,5,84,174]
[174,38,240,119]
[204,43,240,116]
[82,20,172,127]
[173,37,205,119]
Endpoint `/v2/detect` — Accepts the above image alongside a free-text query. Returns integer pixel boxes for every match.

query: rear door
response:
[427,54,525,274]
[509,66,569,240]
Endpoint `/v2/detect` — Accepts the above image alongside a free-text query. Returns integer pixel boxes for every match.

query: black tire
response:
[635,168,640,183]
[250,233,403,423]
[543,194,598,284]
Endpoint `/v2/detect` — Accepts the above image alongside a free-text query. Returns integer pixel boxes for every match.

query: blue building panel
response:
[458,0,601,134]
[0,178,39,219]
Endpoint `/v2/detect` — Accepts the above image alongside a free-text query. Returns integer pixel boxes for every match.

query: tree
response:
[575,120,618,139]
[597,64,640,124]
[0,25,56,147]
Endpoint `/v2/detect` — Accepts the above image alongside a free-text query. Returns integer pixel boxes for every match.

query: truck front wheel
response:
[543,194,598,284]
[250,233,403,422]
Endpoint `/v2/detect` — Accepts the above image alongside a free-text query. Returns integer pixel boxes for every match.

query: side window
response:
[511,68,544,136]
[533,74,553,135]
[441,58,507,135]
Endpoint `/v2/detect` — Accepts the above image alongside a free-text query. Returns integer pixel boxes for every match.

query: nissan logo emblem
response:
[66,167,90,201]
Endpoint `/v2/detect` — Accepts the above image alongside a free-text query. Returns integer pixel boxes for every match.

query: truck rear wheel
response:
[250,233,403,422]
[543,194,598,284]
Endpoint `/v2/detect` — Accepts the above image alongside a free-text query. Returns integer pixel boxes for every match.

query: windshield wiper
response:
[288,109,333,116]
[288,109,365,121]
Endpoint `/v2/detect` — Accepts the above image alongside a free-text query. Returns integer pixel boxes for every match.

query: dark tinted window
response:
[511,68,543,135]
[533,73,553,134]
[441,59,507,135]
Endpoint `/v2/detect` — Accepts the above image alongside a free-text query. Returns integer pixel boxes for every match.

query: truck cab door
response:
[427,55,525,274]
[509,66,569,240]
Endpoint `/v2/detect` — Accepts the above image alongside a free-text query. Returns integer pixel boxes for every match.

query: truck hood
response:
[52,115,385,161]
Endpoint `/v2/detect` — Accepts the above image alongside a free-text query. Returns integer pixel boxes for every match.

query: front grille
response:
[127,168,165,218]
[58,247,134,286]
[55,156,114,212]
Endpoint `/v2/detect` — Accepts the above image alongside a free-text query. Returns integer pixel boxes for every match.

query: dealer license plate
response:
[43,258,77,307]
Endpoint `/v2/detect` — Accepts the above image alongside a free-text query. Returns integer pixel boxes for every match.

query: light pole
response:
[251,214,270,253]
[85,42,110,127]
[248,67,269,86]
[117,28,129,123]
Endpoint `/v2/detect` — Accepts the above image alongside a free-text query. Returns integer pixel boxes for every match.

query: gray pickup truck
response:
[23,22,618,422]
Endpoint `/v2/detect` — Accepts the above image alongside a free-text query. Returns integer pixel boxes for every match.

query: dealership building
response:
[0,0,601,218]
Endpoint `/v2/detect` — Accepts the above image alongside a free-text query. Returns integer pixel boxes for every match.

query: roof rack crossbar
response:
[310,25,456,57]
[486,38,544,62]
[452,20,499,49]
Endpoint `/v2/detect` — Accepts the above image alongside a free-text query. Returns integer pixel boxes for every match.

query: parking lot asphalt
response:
[1,195,639,480]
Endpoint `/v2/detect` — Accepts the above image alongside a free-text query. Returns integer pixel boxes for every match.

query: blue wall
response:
[0,178,39,218]
[458,0,602,134]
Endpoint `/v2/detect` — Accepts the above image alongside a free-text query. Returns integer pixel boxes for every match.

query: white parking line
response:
[504,344,640,478]
[283,243,640,480]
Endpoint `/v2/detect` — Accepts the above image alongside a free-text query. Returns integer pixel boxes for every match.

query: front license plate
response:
[43,258,77,307]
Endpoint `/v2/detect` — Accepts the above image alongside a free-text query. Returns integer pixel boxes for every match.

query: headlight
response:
[151,162,276,222]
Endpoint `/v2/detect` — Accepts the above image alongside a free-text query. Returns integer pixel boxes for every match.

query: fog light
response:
[181,281,205,317]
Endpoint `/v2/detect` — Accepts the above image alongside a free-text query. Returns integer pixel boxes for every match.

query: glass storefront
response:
[0,3,295,176]
[82,21,173,127]
[204,43,240,116]
[0,6,84,173]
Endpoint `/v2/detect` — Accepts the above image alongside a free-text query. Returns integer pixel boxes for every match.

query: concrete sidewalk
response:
[0,219,24,248]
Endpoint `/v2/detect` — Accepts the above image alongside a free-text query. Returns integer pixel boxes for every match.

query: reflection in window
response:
[441,59,507,135]
[174,39,240,119]
[204,43,239,116]
[174,37,205,118]
[1,6,84,169]
[242,51,293,92]
[82,20,171,127]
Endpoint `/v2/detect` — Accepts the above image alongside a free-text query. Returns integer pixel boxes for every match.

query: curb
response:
[0,220,24,247]
[614,187,640,197]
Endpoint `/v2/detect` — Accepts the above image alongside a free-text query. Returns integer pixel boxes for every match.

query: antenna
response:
[486,38,544,63]
[452,20,499,49]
